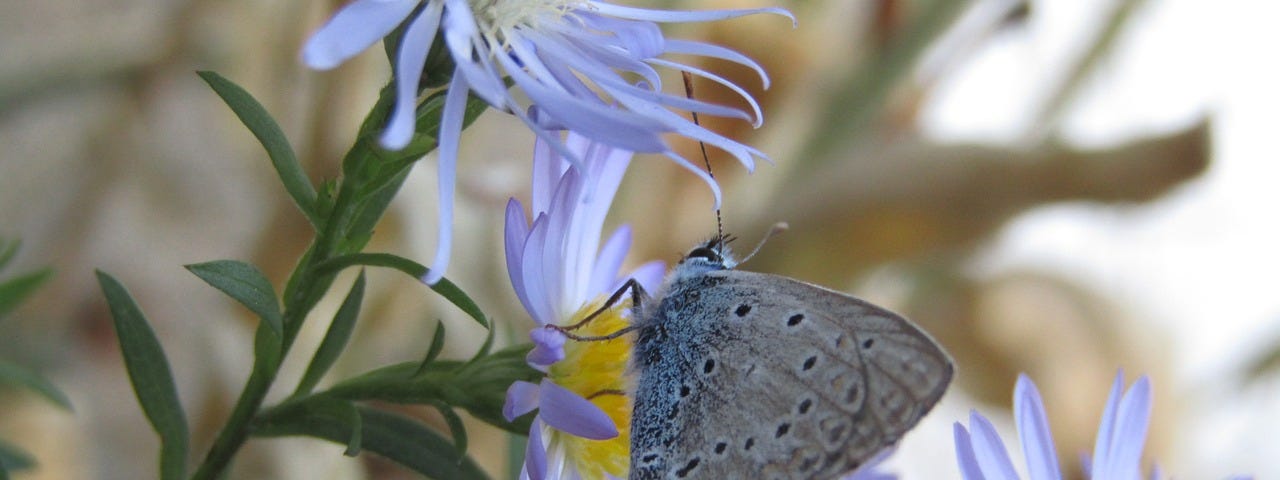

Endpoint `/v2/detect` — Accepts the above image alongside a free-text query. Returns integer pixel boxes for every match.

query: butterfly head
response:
[679,236,739,272]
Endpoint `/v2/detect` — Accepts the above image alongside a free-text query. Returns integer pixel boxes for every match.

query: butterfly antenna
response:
[740,222,789,265]
[683,72,726,253]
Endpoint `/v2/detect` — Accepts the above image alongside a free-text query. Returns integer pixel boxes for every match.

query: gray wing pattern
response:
[629,271,952,480]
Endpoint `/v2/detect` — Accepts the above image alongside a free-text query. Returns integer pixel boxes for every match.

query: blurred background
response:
[1,0,1276,478]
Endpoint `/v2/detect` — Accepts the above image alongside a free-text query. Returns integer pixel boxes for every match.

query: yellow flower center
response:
[547,297,633,478]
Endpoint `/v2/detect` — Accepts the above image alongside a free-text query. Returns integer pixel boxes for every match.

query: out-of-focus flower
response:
[954,371,1253,480]
[840,447,897,480]
[502,130,664,479]
[302,0,792,283]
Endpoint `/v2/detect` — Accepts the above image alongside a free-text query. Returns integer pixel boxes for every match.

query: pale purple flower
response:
[954,371,1252,480]
[302,0,792,283]
[502,129,664,479]
[839,447,897,480]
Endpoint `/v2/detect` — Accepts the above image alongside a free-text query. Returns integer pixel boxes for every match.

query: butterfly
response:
[619,236,953,480]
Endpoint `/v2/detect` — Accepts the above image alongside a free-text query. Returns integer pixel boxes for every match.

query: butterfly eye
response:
[684,246,721,264]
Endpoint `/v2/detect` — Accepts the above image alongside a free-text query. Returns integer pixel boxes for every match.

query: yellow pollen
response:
[548,297,633,478]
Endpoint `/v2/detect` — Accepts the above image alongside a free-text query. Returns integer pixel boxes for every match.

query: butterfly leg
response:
[550,278,647,341]
[558,278,648,332]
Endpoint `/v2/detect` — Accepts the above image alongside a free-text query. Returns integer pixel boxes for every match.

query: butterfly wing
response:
[629,270,952,480]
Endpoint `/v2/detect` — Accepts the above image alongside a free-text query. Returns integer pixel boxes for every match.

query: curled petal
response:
[419,73,470,285]
[380,1,445,149]
[587,2,796,27]
[538,379,619,440]
[664,39,771,88]
[527,327,567,366]
[504,380,541,421]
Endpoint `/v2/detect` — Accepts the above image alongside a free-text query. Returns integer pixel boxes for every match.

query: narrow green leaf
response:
[0,267,52,318]
[413,321,447,377]
[254,403,488,479]
[346,167,412,246]
[0,239,19,271]
[294,271,366,396]
[185,260,283,338]
[314,253,488,328]
[433,403,468,460]
[197,71,320,227]
[0,438,34,473]
[94,271,188,480]
[322,345,540,435]
[343,403,363,457]
[466,320,496,366]
[0,360,72,411]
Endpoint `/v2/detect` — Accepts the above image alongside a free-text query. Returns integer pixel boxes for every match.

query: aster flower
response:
[954,371,1253,480]
[303,0,793,283]
[501,130,664,480]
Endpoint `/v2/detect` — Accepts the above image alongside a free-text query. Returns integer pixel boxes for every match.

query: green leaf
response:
[465,319,495,366]
[185,260,283,338]
[0,239,19,271]
[342,402,363,457]
[346,167,412,246]
[197,71,320,228]
[322,344,540,434]
[0,267,52,318]
[0,359,72,411]
[95,271,188,480]
[433,403,467,459]
[294,271,366,397]
[314,253,488,328]
[0,438,34,473]
[254,402,488,479]
[413,321,448,377]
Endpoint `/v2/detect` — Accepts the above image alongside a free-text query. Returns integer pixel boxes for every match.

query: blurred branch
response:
[1243,328,1280,384]
[1025,0,1149,141]
[748,118,1211,284]
[794,0,969,171]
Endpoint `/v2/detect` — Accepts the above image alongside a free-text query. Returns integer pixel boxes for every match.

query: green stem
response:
[189,165,365,480]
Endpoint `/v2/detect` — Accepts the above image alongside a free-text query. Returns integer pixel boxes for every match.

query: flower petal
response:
[969,410,1021,480]
[538,379,618,440]
[503,380,541,421]
[1014,374,1061,480]
[524,418,548,480]
[1106,376,1152,479]
[301,0,417,70]
[626,260,668,294]
[420,73,470,285]
[954,423,986,480]
[520,213,555,325]
[493,52,671,153]
[664,39,771,88]
[840,446,897,480]
[527,327,567,367]
[587,2,796,27]
[1091,370,1126,474]
[380,1,445,149]
[588,225,633,300]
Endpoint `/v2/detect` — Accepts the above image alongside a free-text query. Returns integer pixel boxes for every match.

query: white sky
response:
[912,0,1280,477]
